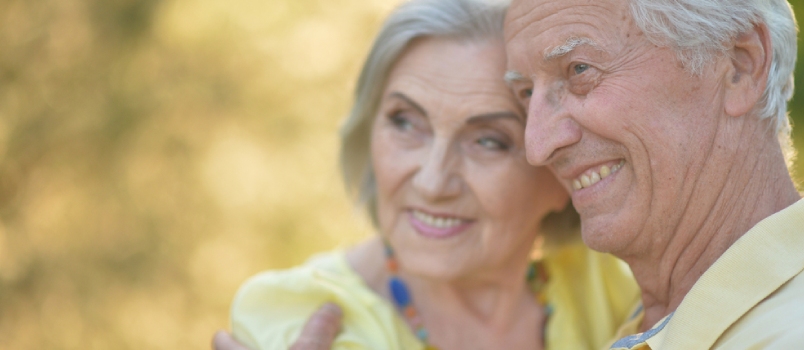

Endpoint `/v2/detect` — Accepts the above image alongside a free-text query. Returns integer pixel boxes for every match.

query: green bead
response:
[526,262,537,281]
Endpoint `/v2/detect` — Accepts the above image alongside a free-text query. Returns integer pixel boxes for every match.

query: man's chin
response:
[579,215,636,255]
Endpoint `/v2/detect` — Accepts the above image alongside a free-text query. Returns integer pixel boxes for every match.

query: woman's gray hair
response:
[629,0,798,167]
[339,0,510,224]
[339,0,580,236]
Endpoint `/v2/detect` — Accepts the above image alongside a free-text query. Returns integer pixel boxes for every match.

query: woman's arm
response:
[213,303,343,350]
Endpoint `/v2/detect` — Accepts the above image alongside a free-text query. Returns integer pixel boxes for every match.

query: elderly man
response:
[504,0,804,349]
[214,1,804,349]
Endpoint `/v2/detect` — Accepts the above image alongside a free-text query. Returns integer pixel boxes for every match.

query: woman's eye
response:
[389,113,413,131]
[573,63,590,75]
[477,137,508,151]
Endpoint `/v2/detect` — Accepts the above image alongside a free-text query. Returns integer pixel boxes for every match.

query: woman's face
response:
[371,37,569,280]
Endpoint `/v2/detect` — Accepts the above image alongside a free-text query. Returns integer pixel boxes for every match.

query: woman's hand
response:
[212,303,343,350]
[212,331,250,350]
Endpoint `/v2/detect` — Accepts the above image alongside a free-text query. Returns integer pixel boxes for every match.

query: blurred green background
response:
[0,0,802,348]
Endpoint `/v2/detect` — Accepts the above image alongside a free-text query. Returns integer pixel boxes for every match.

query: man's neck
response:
[627,123,800,331]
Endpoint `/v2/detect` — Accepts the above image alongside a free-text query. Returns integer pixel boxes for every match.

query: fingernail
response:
[321,302,343,318]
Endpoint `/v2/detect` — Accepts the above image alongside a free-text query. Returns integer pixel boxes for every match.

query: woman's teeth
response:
[412,210,465,228]
[572,160,625,190]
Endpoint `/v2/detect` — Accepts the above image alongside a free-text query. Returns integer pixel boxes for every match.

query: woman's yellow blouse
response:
[231,241,639,350]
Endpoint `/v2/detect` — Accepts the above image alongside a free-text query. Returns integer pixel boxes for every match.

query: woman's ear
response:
[724,23,771,118]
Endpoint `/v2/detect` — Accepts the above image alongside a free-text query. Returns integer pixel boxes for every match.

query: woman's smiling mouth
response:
[408,209,474,238]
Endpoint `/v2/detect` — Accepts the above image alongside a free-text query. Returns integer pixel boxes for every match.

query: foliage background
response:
[0,0,803,348]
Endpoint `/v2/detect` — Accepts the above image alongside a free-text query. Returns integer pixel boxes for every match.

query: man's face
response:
[504,0,730,255]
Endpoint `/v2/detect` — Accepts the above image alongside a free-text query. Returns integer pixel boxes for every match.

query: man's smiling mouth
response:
[572,159,625,191]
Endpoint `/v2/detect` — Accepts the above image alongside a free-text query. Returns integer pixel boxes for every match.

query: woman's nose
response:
[411,141,462,200]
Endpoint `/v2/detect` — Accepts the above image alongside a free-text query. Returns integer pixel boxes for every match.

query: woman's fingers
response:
[212,330,251,350]
[211,303,342,350]
[289,302,344,350]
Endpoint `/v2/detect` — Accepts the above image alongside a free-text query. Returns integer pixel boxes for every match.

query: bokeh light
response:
[0,0,802,349]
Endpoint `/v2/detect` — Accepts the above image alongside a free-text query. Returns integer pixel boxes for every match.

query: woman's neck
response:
[346,236,545,349]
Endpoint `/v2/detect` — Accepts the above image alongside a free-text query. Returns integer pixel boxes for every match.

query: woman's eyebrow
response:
[466,112,524,126]
[386,92,427,117]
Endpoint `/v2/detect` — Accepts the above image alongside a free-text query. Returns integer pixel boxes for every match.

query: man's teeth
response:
[412,210,464,228]
[572,160,625,190]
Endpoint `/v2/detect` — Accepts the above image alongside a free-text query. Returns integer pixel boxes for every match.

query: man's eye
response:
[573,63,590,75]
[521,88,533,98]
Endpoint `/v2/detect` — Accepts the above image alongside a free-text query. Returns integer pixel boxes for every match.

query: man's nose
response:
[411,140,461,200]
[524,86,582,166]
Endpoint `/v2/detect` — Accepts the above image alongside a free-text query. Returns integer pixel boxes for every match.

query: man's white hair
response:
[629,0,798,167]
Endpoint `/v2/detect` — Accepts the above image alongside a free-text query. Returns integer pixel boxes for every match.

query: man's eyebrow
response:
[466,111,524,125]
[504,37,601,85]
[386,92,427,117]
[544,36,599,61]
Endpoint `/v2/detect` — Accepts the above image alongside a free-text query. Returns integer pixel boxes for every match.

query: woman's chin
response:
[399,255,474,281]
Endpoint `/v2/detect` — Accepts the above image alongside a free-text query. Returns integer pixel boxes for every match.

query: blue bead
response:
[416,328,429,341]
[389,277,412,307]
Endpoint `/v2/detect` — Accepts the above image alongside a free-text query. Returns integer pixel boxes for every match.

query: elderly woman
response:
[225,0,638,349]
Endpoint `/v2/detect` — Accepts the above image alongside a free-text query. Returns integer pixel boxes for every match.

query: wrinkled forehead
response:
[504,0,635,61]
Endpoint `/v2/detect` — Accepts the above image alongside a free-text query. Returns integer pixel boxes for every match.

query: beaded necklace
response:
[383,242,551,350]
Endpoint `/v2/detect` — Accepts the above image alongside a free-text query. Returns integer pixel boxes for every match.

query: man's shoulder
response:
[745,267,804,329]
[714,268,804,349]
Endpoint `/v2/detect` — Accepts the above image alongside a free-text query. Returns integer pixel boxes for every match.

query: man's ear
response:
[724,23,771,118]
